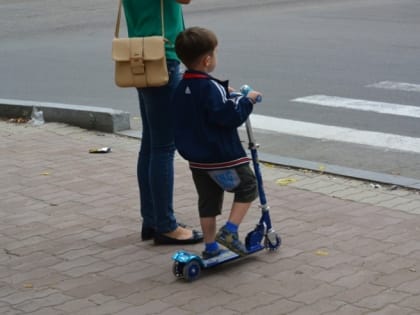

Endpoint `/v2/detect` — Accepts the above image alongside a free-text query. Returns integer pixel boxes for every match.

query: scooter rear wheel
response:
[264,234,281,250]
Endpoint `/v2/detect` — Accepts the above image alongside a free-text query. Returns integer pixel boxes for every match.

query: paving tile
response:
[396,278,420,295]
[354,289,410,310]
[14,293,73,313]
[241,299,302,315]
[364,304,414,315]
[373,269,420,288]
[399,295,420,311]
[286,298,346,315]
[324,304,368,315]
[116,300,172,315]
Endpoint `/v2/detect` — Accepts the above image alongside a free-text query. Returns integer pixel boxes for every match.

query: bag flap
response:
[112,37,165,61]
[143,36,166,60]
[112,38,131,61]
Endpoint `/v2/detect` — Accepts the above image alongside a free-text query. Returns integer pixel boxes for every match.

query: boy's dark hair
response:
[175,27,218,68]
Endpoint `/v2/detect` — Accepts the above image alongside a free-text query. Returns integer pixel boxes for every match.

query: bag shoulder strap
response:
[115,0,165,39]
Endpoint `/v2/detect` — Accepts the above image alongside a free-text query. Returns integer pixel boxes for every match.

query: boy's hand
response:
[247,91,262,104]
[228,86,236,93]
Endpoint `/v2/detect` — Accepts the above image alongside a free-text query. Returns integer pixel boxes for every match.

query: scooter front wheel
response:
[172,261,184,278]
[182,259,201,282]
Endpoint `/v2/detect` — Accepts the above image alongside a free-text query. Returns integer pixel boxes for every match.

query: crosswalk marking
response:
[291,95,420,119]
[248,80,420,154]
[248,114,420,154]
[367,81,420,93]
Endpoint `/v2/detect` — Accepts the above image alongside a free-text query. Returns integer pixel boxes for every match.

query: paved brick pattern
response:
[1,120,419,315]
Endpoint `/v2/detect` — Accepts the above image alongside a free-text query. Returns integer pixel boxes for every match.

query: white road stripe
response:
[248,114,420,154]
[367,81,420,93]
[291,95,420,118]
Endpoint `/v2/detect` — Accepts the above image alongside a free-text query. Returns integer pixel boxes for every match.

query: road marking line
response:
[367,81,420,93]
[291,95,420,118]
[248,114,420,154]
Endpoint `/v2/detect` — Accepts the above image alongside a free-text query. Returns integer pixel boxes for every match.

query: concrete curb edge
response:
[2,99,419,191]
[116,130,420,191]
[0,98,130,133]
[258,152,420,191]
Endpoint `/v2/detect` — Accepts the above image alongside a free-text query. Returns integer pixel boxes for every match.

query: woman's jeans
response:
[136,60,181,234]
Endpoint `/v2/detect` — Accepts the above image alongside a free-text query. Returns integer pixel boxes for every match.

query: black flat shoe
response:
[141,226,155,241]
[141,223,189,241]
[154,230,203,245]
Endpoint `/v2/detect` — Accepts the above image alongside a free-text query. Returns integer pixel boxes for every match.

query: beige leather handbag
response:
[112,0,169,88]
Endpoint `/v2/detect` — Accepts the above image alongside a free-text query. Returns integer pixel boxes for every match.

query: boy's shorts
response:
[191,164,258,218]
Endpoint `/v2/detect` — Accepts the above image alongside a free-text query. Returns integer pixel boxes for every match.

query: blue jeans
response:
[136,60,181,234]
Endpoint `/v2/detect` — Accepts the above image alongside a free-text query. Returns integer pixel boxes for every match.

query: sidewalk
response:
[1,119,420,315]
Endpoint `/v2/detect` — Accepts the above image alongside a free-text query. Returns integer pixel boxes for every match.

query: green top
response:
[122,0,185,61]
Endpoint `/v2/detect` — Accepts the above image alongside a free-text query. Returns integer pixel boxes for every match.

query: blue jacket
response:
[174,70,254,169]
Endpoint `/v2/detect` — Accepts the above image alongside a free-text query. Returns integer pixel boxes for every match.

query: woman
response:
[123,0,203,244]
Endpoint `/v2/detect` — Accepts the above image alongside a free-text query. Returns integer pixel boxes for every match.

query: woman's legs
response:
[137,61,180,234]
[137,94,155,231]
[137,61,202,243]
[138,88,177,233]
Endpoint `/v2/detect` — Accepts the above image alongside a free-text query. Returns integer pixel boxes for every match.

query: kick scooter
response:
[172,86,281,282]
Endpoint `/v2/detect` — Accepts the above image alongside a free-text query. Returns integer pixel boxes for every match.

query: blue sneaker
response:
[216,226,248,256]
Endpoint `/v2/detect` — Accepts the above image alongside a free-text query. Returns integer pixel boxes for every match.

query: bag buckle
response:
[130,56,145,74]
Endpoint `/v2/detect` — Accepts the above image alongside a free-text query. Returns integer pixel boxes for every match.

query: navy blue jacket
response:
[174,70,254,169]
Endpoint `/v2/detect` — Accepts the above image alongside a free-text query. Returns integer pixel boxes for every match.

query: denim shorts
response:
[191,164,258,218]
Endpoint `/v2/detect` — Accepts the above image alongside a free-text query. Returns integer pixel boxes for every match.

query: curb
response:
[117,130,420,191]
[1,99,419,191]
[0,98,130,133]
[258,152,420,191]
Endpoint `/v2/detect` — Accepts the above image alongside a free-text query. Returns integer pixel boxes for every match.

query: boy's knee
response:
[234,180,258,203]
[233,164,258,203]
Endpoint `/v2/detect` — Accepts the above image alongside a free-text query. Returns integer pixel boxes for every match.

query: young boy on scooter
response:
[173,27,263,258]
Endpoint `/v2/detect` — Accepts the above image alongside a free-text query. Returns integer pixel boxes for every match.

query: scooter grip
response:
[240,85,262,103]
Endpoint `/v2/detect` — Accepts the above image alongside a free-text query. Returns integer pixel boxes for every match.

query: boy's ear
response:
[203,55,211,67]
[199,55,207,67]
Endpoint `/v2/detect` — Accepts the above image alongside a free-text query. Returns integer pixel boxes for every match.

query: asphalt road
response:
[1,0,420,181]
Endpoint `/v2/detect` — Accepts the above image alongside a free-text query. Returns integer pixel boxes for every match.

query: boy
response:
[173,27,262,258]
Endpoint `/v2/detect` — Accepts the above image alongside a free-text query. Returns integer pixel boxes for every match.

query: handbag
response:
[112,0,169,88]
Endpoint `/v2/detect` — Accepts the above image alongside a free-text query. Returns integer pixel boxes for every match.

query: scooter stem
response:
[245,118,267,206]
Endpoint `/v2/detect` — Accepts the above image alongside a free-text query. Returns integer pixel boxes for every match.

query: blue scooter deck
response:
[173,243,265,270]
[202,249,240,268]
